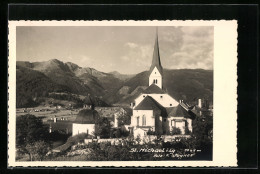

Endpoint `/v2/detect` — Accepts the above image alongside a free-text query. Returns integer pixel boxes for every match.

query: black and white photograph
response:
[8,20,237,167]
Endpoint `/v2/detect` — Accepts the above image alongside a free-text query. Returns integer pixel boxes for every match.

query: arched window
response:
[153,79,156,84]
[155,79,158,84]
[137,117,140,126]
[142,115,146,126]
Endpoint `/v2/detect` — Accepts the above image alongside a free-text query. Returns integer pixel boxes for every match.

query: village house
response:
[129,30,196,138]
[72,95,99,136]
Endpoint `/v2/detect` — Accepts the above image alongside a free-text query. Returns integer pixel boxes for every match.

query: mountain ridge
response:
[16,59,213,108]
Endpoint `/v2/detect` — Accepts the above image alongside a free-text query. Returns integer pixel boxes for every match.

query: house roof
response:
[74,109,99,124]
[143,84,166,94]
[149,29,163,75]
[166,104,196,118]
[134,96,167,116]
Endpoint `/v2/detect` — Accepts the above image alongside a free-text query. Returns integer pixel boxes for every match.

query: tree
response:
[117,114,131,127]
[16,114,49,151]
[191,113,213,160]
[95,117,111,138]
[25,141,50,161]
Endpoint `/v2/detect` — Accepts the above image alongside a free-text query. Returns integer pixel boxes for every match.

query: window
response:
[153,79,156,84]
[137,117,140,126]
[164,118,166,122]
[142,115,146,126]
[156,79,158,84]
[160,96,163,98]
[143,95,145,98]
[170,104,172,106]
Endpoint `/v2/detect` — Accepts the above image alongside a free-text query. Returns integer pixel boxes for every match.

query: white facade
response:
[167,117,193,134]
[131,110,155,128]
[134,93,179,108]
[72,123,95,136]
[149,67,162,88]
[133,128,147,139]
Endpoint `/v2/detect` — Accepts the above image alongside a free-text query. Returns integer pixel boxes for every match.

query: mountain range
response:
[16,59,213,108]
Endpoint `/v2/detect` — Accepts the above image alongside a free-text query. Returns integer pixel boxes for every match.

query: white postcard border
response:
[8,20,237,167]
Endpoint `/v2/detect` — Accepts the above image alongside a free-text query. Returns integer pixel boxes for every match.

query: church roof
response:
[166,104,196,118]
[74,109,99,124]
[149,29,163,75]
[143,84,166,94]
[134,96,167,115]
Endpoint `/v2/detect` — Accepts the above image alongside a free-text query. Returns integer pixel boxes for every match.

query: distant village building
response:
[72,95,99,136]
[129,30,196,138]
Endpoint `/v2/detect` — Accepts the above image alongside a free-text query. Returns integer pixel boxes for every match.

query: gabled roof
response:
[134,96,167,115]
[166,104,196,118]
[149,29,163,75]
[143,84,166,94]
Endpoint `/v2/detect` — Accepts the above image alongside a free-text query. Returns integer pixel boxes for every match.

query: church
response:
[129,30,196,137]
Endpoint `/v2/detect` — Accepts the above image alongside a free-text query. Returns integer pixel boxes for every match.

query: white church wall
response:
[131,110,154,127]
[72,123,95,136]
[149,94,179,107]
[134,94,179,108]
[149,67,162,88]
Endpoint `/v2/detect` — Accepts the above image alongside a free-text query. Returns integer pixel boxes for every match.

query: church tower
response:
[149,28,163,89]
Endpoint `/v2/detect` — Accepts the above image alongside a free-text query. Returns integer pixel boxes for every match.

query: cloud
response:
[125,42,138,49]
[159,26,213,70]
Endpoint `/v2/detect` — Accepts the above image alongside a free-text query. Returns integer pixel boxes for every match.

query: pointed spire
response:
[149,27,163,75]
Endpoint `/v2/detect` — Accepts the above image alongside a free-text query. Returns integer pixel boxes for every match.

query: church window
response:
[155,79,158,84]
[142,115,146,126]
[153,79,156,84]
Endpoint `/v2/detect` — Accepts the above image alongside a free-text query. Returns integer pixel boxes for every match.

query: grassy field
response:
[16,106,79,122]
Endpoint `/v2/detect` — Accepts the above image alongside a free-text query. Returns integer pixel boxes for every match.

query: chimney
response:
[198,99,202,108]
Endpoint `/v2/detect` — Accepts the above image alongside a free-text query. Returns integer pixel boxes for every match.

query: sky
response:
[16,26,213,74]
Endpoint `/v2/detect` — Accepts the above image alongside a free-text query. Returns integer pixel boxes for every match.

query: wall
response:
[72,123,95,136]
[133,128,147,138]
[149,67,162,88]
[135,94,179,108]
[131,110,154,127]
[167,117,193,135]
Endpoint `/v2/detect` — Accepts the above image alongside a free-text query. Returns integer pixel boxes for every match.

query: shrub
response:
[67,133,92,144]
[171,127,181,135]
[185,127,191,135]
[147,129,156,135]
[25,140,50,161]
